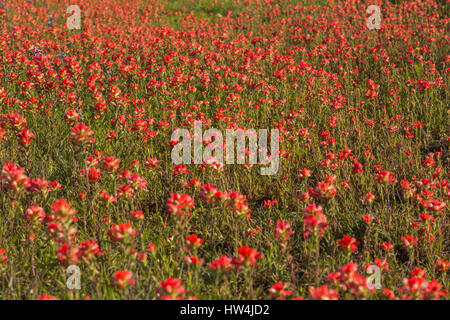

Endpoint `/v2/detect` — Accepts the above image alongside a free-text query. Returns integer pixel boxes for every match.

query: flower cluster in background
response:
[0,0,448,300]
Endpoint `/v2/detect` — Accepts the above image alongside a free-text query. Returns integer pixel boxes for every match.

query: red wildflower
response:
[165,193,194,218]
[108,222,139,243]
[337,235,360,252]
[308,285,339,300]
[269,282,293,300]
[157,278,186,300]
[111,270,135,289]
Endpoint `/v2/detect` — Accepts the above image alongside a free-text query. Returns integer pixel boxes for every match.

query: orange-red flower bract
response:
[111,270,135,289]
[165,193,194,218]
[157,277,186,300]
[337,235,360,252]
[108,222,139,243]
[0,0,448,301]
[233,245,263,267]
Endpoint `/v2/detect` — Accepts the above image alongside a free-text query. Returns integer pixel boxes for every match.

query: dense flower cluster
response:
[0,0,447,300]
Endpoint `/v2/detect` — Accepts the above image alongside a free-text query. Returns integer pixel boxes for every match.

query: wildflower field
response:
[0,0,448,300]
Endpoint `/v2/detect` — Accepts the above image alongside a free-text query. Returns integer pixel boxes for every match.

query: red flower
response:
[0,161,30,192]
[352,161,363,173]
[111,270,135,289]
[27,178,51,194]
[263,199,278,208]
[298,168,313,178]
[379,241,394,252]
[51,199,77,218]
[401,235,418,248]
[225,191,251,218]
[17,129,34,146]
[108,222,139,243]
[1,112,27,130]
[337,235,360,252]
[64,109,79,123]
[0,127,7,142]
[436,259,449,272]
[399,270,448,299]
[129,210,144,221]
[56,244,81,265]
[79,240,103,261]
[362,214,373,224]
[208,255,233,271]
[24,205,46,223]
[375,171,397,184]
[158,277,186,299]
[269,282,293,300]
[184,255,204,266]
[102,156,120,171]
[145,157,161,169]
[87,167,101,181]
[166,193,194,218]
[233,245,263,267]
[361,192,376,204]
[274,220,294,241]
[36,294,58,300]
[308,285,339,300]
[146,243,156,252]
[303,203,328,238]
[309,180,337,200]
[172,164,189,177]
[70,123,95,145]
[0,248,7,264]
[185,234,204,250]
